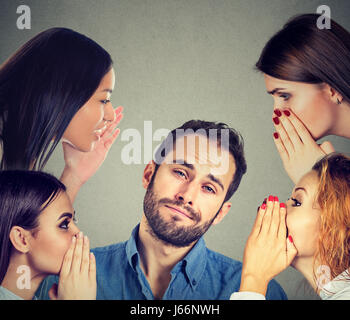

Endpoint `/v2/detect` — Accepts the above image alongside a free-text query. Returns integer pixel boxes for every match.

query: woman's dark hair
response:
[0,170,66,284]
[256,14,350,103]
[153,120,247,203]
[0,28,113,170]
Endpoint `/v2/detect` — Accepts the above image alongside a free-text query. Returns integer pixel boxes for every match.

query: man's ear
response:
[9,226,31,253]
[212,202,232,226]
[324,84,343,104]
[142,160,156,189]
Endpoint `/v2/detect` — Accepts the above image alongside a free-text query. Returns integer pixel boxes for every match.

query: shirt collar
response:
[125,224,141,272]
[125,224,208,289]
[319,269,350,299]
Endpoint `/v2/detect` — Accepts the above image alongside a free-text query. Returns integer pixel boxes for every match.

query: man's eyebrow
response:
[207,173,224,191]
[171,160,224,191]
[171,160,195,171]
[267,88,286,95]
[294,187,308,195]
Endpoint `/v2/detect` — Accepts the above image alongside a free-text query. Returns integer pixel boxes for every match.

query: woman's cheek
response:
[290,97,333,140]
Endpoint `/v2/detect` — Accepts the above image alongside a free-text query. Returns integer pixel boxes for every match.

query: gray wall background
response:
[1,0,350,300]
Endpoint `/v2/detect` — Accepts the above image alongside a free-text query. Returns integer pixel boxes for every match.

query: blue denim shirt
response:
[36,225,287,300]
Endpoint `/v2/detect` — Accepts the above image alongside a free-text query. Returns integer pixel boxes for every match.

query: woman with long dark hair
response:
[0,28,124,201]
[232,153,350,300]
[0,170,96,300]
[256,14,350,184]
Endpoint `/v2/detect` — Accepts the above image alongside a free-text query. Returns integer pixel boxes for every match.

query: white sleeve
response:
[230,291,266,300]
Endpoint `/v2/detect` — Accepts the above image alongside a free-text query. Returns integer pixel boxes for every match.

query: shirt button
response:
[192,280,196,286]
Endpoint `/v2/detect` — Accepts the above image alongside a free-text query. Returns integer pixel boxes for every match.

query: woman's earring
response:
[337,98,342,105]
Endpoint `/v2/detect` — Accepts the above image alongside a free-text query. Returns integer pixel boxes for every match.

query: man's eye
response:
[174,170,186,178]
[203,186,215,194]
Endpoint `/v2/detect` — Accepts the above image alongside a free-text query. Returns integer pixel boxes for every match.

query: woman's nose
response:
[104,103,115,122]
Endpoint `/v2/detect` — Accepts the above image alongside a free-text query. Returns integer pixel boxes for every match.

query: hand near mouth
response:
[60,106,123,202]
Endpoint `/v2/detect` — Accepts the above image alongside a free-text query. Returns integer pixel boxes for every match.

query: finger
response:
[284,109,315,144]
[104,128,121,150]
[48,283,58,300]
[89,252,96,280]
[269,196,280,236]
[60,235,76,278]
[80,235,90,274]
[71,231,84,275]
[273,116,295,156]
[277,203,287,240]
[273,132,290,163]
[286,235,298,265]
[260,195,275,236]
[252,199,267,238]
[101,113,123,140]
[320,141,335,154]
[114,106,123,117]
[278,111,303,149]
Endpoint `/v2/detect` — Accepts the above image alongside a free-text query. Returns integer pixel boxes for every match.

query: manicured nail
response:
[268,195,274,202]
[283,110,291,117]
[273,117,280,125]
[273,132,279,139]
[261,203,267,210]
[288,235,293,243]
[274,109,282,117]
[280,203,286,208]
[274,196,279,202]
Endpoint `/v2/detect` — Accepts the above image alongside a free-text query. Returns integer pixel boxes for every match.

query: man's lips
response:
[165,205,192,220]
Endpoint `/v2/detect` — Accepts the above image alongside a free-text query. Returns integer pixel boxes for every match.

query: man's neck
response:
[137,215,196,299]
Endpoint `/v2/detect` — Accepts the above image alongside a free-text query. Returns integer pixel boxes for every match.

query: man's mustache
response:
[158,198,200,222]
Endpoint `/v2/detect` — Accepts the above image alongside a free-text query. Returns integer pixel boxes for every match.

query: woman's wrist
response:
[239,273,269,296]
[60,167,84,203]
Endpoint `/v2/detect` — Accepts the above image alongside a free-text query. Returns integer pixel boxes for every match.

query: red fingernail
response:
[288,235,293,243]
[273,117,280,125]
[261,203,267,210]
[283,110,291,117]
[273,132,279,139]
[268,195,274,202]
[274,109,282,117]
[274,196,279,202]
[280,203,286,208]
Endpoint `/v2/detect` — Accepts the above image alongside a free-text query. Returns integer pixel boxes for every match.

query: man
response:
[37,120,286,299]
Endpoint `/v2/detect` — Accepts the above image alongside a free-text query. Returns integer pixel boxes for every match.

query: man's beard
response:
[143,181,220,248]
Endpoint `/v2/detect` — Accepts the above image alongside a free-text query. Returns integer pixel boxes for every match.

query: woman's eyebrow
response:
[294,187,308,195]
[101,88,113,93]
[267,88,286,95]
[57,212,73,221]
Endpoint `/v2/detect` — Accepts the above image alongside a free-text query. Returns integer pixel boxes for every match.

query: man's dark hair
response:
[153,120,247,202]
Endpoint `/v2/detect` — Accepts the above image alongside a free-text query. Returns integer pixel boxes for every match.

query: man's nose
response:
[175,183,198,206]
